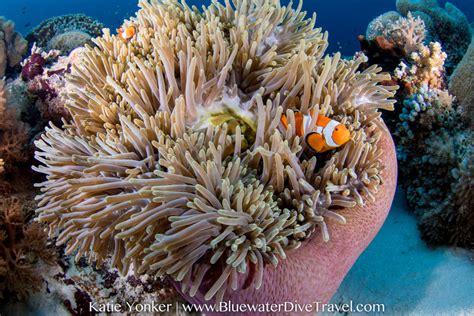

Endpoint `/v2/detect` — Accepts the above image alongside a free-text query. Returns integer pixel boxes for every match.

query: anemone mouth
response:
[33,0,397,303]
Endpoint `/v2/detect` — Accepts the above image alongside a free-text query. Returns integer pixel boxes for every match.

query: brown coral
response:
[0,195,56,300]
[0,79,29,169]
[34,0,397,303]
[0,17,28,78]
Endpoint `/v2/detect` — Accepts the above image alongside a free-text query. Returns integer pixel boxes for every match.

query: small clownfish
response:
[280,109,351,153]
[117,25,136,41]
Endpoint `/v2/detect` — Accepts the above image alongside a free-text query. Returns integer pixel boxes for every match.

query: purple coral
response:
[21,53,46,81]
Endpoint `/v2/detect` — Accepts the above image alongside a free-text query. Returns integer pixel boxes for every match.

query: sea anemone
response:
[34,0,397,303]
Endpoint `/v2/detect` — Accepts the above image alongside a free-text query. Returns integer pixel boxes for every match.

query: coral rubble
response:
[26,14,104,55]
[0,17,28,78]
[33,0,396,303]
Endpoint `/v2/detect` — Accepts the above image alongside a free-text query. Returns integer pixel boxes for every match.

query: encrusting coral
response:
[26,14,104,55]
[33,0,397,303]
[0,17,28,78]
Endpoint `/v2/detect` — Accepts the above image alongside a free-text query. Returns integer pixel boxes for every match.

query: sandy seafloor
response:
[328,187,474,315]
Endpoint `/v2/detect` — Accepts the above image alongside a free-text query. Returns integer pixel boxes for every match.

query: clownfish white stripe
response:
[323,120,340,148]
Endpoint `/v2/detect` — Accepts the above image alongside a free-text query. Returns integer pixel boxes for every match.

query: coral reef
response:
[367,9,474,248]
[394,42,447,93]
[26,14,104,55]
[0,79,29,170]
[358,35,406,71]
[33,0,397,304]
[0,17,28,78]
[396,0,472,71]
[449,36,474,123]
[366,12,426,54]
[20,45,72,122]
[57,257,181,315]
[0,196,55,300]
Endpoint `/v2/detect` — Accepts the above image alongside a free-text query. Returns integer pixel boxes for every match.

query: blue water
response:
[1,0,473,55]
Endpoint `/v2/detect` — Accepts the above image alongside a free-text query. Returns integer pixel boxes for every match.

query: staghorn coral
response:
[0,17,28,78]
[26,14,104,55]
[33,0,396,303]
[367,12,426,54]
[449,36,474,124]
[0,195,56,300]
[396,0,472,72]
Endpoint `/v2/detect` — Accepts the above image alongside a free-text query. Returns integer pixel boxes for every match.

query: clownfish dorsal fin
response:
[316,115,331,128]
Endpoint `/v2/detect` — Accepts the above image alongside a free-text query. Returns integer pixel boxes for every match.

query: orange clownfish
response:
[117,25,136,41]
[281,110,351,153]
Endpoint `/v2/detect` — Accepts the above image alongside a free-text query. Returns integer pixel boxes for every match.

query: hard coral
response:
[386,39,474,249]
[396,0,472,71]
[449,36,474,124]
[358,35,406,71]
[34,0,397,304]
[0,79,29,169]
[21,45,72,122]
[395,42,447,91]
[0,17,28,78]
[367,12,426,54]
[26,14,104,55]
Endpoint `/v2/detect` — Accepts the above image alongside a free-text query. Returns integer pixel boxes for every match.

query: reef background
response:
[2,0,472,56]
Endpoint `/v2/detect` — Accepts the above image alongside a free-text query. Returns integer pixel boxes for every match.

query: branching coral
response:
[396,0,472,71]
[33,0,396,302]
[26,14,105,55]
[367,12,426,54]
[0,17,28,78]
[0,195,56,300]
[400,42,447,90]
